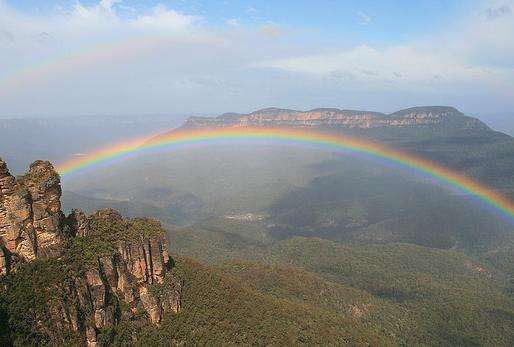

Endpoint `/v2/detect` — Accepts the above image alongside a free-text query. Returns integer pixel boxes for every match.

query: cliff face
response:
[0,159,66,267]
[42,209,182,346]
[0,159,181,346]
[183,106,489,131]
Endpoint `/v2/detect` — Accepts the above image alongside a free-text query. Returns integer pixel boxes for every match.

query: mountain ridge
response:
[182,106,489,131]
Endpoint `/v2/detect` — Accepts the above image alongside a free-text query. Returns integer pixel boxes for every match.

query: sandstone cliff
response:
[183,106,489,131]
[45,209,181,346]
[0,159,181,346]
[0,159,66,267]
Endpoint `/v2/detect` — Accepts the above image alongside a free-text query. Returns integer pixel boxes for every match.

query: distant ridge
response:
[182,106,489,131]
[390,106,461,116]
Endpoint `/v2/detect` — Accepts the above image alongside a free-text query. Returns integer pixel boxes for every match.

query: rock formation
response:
[66,208,90,237]
[0,159,67,270]
[48,209,182,346]
[0,159,181,346]
[182,106,489,131]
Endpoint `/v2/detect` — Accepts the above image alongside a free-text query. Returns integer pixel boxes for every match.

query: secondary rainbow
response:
[56,126,514,220]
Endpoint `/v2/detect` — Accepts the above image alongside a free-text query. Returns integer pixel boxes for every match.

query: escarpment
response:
[0,159,181,346]
[182,106,489,131]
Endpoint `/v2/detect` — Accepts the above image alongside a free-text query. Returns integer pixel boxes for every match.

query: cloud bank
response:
[0,0,513,117]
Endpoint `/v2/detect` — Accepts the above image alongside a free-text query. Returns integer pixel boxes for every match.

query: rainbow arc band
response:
[56,127,514,220]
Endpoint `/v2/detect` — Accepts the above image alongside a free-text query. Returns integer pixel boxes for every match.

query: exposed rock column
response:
[0,159,68,270]
[66,209,90,237]
[0,158,37,262]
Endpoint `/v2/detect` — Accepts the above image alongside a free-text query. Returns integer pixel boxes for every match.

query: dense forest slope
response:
[170,222,514,346]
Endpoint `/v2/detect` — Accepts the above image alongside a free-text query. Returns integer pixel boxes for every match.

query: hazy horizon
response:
[1,107,513,136]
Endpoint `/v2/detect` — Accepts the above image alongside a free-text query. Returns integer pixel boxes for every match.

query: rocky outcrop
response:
[22,160,67,258]
[0,246,7,277]
[0,159,182,346]
[0,159,67,268]
[57,210,182,346]
[183,106,489,131]
[66,208,90,237]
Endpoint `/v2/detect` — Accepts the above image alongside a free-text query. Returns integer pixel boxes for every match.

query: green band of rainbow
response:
[56,126,514,219]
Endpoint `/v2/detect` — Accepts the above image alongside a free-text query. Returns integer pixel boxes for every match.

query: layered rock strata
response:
[0,159,66,269]
[0,159,181,346]
[183,106,489,131]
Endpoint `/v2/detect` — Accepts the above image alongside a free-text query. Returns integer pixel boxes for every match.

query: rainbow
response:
[0,35,210,97]
[56,126,514,220]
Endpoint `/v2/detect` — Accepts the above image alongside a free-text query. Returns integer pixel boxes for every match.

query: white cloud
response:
[0,0,513,116]
[71,1,120,24]
[245,7,258,14]
[259,23,283,38]
[252,44,502,89]
[485,4,512,20]
[130,5,200,31]
[117,4,136,13]
[454,2,514,68]
[225,18,240,27]
[252,1,514,94]
[100,0,121,11]
[356,11,372,25]
[0,1,205,100]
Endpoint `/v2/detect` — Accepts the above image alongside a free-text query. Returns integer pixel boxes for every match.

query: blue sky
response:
[0,0,513,117]
[6,0,471,45]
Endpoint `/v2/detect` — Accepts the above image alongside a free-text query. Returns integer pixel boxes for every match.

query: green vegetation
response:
[10,209,512,346]
[483,245,514,297]
[64,146,336,219]
[0,259,83,345]
[170,220,514,346]
[268,166,513,252]
[5,185,514,345]
[64,143,514,255]
[114,257,393,346]
[0,214,169,345]
[87,213,166,242]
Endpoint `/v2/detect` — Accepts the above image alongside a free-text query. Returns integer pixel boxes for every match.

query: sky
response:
[0,0,513,118]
